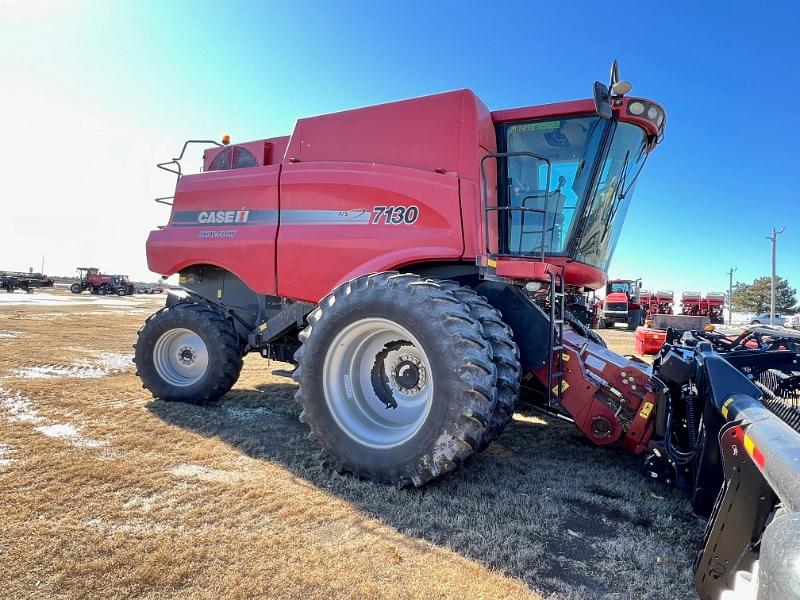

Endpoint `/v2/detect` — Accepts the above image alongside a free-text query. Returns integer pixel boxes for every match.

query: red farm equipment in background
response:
[681,291,725,324]
[597,278,643,330]
[70,267,135,296]
[640,289,674,319]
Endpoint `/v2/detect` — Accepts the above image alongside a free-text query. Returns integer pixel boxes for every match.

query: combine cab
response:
[597,278,643,330]
[682,291,726,324]
[70,267,134,296]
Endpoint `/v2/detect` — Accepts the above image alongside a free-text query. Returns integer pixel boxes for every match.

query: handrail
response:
[480,152,553,261]
[154,139,223,206]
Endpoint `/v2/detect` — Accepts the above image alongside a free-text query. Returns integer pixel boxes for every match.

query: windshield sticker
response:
[512,121,561,133]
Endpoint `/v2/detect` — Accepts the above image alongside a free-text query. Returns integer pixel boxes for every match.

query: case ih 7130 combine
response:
[137,65,799,599]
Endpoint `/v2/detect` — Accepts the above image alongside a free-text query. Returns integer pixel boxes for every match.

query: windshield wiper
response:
[595,150,629,243]
[618,144,648,200]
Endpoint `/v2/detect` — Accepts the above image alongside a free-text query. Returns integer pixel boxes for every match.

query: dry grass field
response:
[0,290,703,599]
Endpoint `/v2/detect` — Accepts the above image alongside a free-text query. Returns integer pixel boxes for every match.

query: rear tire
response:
[627,308,643,331]
[293,272,498,486]
[117,288,126,296]
[134,302,243,404]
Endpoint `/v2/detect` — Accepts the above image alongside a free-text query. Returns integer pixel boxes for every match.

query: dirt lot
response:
[0,290,703,599]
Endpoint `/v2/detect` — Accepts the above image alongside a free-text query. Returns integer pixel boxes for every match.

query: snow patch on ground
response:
[1,386,109,450]
[0,290,161,308]
[0,387,43,423]
[0,331,21,339]
[12,365,107,379]
[169,463,250,483]
[95,352,133,372]
[9,353,133,380]
[35,423,109,448]
[0,443,17,467]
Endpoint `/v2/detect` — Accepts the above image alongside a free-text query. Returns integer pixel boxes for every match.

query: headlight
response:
[628,101,645,115]
[647,106,659,120]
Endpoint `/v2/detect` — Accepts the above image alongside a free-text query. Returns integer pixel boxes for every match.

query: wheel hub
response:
[391,354,426,394]
[178,345,196,365]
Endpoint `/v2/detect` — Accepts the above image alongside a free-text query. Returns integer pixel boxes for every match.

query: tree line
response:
[731,276,797,314]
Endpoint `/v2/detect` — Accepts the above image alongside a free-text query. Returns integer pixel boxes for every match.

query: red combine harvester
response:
[681,291,726,324]
[597,278,643,330]
[70,267,135,296]
[137,64,799,598]
[640,289,674,319]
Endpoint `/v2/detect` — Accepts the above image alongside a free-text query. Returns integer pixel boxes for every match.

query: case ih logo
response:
[197,210,250,224]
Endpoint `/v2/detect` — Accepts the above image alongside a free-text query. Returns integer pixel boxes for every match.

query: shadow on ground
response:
[148,375,703,600]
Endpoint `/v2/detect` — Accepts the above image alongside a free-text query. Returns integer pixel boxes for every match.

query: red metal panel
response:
[276,162,463,303]
[284,90,472,175]
[147,165,280,294]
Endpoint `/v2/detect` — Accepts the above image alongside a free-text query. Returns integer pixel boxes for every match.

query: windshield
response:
[501,116,607,255]
[498,117,649,270]
[608,282,632,294]
[575,122,648,269]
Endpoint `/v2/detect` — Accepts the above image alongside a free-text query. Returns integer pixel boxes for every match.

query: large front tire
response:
[70,283,82,294]
[436,282,521,451]
[134,302,243,404]
[293,273,498,486]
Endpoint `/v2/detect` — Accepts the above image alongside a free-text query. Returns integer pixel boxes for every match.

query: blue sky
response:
[2,0,798,298]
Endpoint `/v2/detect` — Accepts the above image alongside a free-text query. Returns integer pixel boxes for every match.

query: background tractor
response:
[597,278,644,330]
[70,267,134,296]
[136,64,799,598]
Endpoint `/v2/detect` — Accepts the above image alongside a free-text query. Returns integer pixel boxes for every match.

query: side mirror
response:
[594,81,612,119]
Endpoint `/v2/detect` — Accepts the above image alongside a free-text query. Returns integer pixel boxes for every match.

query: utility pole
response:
[726,267,737,325]
[766,226,785,325]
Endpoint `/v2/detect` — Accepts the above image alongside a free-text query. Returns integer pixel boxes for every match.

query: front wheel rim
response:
[153,328,209,387]
[322,318,434,449]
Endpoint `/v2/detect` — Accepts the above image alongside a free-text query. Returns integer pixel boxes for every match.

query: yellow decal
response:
[638,401,654,420]
[562,353,570,362]
[217,289,223,299]
[179,275,187,285]
[487,259,497,268]
[552,380,570,396]
[721,398,734,419]
[744,433,755,457]
[258,322,267,332]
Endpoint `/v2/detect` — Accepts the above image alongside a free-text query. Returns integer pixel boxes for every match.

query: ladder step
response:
[550,371,563,378]
[552,345,564,351]
[554,319,564,324]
